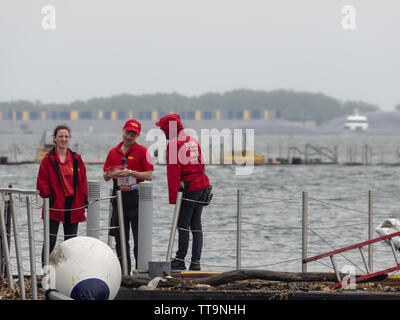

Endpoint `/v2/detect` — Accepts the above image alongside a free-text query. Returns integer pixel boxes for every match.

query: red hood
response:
[155,113,184,139]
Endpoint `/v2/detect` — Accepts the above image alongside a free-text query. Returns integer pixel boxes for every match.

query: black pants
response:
[41,195,78,266]
[111,202,139,274]
[176,188,205,262]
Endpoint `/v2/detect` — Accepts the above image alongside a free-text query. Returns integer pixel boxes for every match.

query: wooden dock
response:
[114,269,400,300]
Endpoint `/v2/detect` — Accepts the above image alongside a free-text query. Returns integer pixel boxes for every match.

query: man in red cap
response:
[103,119,154,274]
[156,113,210,271]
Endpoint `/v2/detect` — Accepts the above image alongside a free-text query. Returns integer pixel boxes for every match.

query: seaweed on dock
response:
[0,276,45,300]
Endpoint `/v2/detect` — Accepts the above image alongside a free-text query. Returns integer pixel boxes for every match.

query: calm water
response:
[1,132,400,275]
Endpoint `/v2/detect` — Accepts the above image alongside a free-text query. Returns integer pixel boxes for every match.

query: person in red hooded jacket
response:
[156,113,210,271]
[36,124,88,265]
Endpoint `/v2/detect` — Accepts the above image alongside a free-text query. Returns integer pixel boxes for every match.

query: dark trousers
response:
[41,196,78,266]
[176,188,205,262]
[112,204,139,274]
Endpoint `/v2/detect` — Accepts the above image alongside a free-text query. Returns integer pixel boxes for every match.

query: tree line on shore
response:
[0,89,380,124]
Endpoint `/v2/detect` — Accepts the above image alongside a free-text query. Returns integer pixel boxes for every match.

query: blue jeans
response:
[176,188,205,262]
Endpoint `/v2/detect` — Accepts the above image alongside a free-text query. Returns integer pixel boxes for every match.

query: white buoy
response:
[47,236,121,300]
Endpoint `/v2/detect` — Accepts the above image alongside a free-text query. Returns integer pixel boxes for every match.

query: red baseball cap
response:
[123,119,141,135]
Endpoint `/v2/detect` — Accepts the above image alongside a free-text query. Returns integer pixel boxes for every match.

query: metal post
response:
[9,194,26,300]
[0,209,2,277]
[166,191,183,262]
[138,181,153,273]
[108,188,113,247]
[302,191,308,273]
[116,190,128,276]
[368,190,373,272]
[330,255,341,283]
[26,196,38,300]
[6,185,12,257]
[0,199,13,289]
[43,197,50,268]
[0,193,4,277]
[2,186,12,277]
[87,180,100,239]
[359,247,371,274]
[236,189,242,269]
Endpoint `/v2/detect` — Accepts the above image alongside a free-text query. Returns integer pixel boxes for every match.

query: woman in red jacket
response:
[36,124,88,264]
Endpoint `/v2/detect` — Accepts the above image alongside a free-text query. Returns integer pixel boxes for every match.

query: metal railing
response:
[159,187,400,277]
[2,181,400,299]
[0,186,124,300]
[0,187,39,300]
[0,183,151,300]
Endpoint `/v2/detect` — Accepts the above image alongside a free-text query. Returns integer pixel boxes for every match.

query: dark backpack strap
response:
[181,172,203,177]
[72,157,79,200]
[68,149,79,200]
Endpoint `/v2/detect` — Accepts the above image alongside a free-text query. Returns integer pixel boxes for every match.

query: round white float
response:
[48,236,121,300]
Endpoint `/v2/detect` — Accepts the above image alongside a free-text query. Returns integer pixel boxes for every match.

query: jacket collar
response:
[116,141,137,155]
[48,147,79,199]
[49,147,77,160]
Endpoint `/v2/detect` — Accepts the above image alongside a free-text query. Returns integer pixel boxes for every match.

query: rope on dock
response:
[309,197,369,215]
[180,195,300,206]
[9,194,117,212]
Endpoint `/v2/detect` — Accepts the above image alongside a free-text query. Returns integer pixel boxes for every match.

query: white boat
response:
[344,109,368,131]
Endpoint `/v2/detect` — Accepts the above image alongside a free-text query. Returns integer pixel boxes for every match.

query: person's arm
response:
[36,156,51,198]
[167,163,181,204]
[130,169,152,181]
[80,158,89,202]
[103,152,112,181]
[108,167,153,180]
[103,170,112,181]
[166,140,181,204]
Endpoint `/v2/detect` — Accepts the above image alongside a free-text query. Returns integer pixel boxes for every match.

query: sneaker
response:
[189,260,201,271]
[171,258,186,271]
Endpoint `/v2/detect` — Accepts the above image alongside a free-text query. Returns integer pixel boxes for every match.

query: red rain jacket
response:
[36,148,88,223]
[157,114,210,204]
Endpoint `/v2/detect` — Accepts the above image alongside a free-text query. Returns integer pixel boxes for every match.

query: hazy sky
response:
[0,0,399,110]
